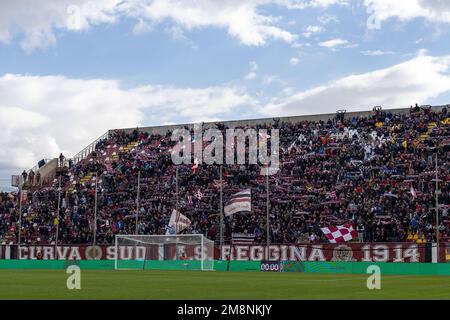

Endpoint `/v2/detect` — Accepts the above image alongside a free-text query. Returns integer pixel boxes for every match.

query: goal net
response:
[115,234,215,271]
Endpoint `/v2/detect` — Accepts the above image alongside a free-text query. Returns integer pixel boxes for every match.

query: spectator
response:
[28,170,35,185]
[21,170,27,185]
[2,106,448,246]
[357,221,365,243]
[35,172,41,186]
[59,153,65,167]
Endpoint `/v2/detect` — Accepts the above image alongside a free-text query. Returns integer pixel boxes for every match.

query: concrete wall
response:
[37,158,58,182]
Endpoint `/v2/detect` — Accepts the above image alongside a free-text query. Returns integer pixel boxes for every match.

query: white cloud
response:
[244,72,258,81]
[165,25,198,49]
[318,38,349,48]
[291,42,305,48]
[0,74,256,172]
[132,18,153,35]
[261,75,287,86]
[309,0,348,6]
[263,52,450,116]
[290,57,300,65]
[0,0,355,51]
[302,25,324,38]
[0,0,120,52]
[244,61,259,80]
[285,0,349,9]
[361,50,396,56]
[364,0,450,29]
[317,14,339,25]
[0,0,345,50]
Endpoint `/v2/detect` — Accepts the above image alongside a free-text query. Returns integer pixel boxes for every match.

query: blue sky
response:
[1,0,450,190]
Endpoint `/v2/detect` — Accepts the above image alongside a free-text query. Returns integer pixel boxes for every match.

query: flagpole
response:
[135,169,141,235]
[219,165,224,257]
[93,172,98,246]
[266,166,270,260]
[176,166,179,213]
[55,173,62,253]
[17,176,23,257]
[135,131,140,236]
[435,153,440,262]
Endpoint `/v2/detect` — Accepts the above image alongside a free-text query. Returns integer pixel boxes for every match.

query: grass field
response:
[0,270,449,299]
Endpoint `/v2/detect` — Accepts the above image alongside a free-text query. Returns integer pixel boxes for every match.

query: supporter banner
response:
[220,243,447,263]
[0,244,207,261]
[0,243,446,262]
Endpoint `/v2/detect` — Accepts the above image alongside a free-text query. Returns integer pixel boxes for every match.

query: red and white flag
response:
[327,191,337,199]
[194,190,204,200]
[410,185,417,199]
[232,233,255,244]
[192,158,199,173]
[320,224,357,243]
[224,189,251,217]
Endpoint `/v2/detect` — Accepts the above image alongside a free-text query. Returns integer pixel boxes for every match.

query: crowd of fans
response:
[1,105,449,245]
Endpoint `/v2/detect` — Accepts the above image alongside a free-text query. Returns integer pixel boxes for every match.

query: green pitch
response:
[0,270,449,299]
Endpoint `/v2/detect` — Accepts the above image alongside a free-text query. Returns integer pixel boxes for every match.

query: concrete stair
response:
[66,141,137,193]
[110,141,137,162]
[124,141,138,153]
[67,172,94,193]
[419,122,436,142]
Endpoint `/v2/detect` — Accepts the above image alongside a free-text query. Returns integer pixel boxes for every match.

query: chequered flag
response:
[320,224,357,243]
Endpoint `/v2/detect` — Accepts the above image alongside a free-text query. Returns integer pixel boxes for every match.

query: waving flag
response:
[410,185,417,199]
[213,179,228,189]
[194,190,204,200]
[166,209,191,235]
[288,140,296,153]
[224,189,251,217]
[232,233,255,244]
[192,158,199,173]
[320,224,357,243]
[327,191,337,199]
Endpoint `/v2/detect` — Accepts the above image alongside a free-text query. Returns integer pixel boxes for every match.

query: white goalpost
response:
[114,234,215,271]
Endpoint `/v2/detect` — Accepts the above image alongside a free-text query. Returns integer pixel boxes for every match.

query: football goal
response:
[114,234,215,271]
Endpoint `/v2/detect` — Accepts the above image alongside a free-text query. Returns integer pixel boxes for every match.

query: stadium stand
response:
[1,105,449,246]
